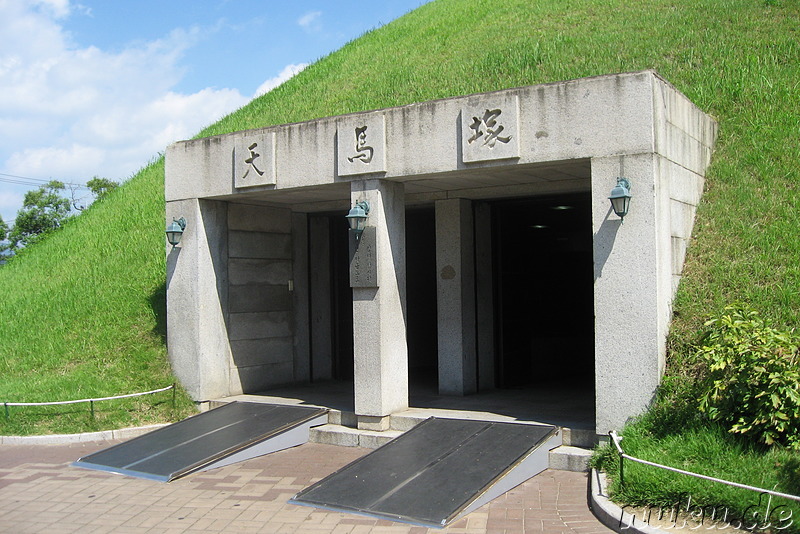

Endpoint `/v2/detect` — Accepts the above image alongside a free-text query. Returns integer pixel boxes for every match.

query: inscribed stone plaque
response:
[349,226,378,288]
[234,133,276,188]
[337,115,386,176]
[461,95,520,163]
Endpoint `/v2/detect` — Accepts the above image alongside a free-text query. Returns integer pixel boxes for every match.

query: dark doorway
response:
[329,214,354,380]
[405,207,438,388]
[316,208,437,386]
[493,194,594,389]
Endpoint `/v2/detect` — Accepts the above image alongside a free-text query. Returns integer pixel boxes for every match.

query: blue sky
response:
[0,0,427,223]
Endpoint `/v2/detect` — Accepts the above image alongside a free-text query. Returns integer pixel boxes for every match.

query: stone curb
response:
[589,469,669,534]
[0,424,168,445]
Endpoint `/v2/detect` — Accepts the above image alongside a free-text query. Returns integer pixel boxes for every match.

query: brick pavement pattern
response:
[0,440,612,533]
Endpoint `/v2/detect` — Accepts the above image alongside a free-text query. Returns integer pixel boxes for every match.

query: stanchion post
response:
[90,399,95,419]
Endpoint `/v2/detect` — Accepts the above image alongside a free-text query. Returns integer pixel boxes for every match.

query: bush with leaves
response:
[697,305,800,449]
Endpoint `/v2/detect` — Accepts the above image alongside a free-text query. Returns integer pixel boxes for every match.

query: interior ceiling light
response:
[530,224,549,229]
[551,205,573,210]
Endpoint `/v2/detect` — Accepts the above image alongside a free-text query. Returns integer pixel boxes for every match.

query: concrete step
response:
[309,424,403,449]
[560,427,597,448]
[210,396,598,461]
[548,445,593,472]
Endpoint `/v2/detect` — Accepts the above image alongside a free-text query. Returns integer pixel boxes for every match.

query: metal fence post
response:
[4,402,8,419]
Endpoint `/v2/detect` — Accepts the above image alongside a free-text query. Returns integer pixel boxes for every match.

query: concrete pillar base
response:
[357,415,391,431]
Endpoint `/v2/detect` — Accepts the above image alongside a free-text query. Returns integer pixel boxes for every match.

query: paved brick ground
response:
[0,440,612,533]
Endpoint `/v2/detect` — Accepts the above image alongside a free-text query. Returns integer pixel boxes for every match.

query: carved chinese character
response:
[467,109,512,148]
[241,142,265,180]
[347,126,374,164]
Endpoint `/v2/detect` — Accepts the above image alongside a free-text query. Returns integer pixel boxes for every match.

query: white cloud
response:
[297,10,322,32]
[0,191,24,211]
[6,145,105,179]
[253,63,308,97]
[29,0,72,19]
[0,0,253,213]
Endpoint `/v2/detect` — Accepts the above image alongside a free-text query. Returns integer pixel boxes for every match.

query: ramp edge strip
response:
[71,461,170,482]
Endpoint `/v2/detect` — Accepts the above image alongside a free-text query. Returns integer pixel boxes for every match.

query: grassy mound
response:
[1,0,798,444]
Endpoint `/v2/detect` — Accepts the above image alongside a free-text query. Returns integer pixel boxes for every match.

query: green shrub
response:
[697,305,800,449]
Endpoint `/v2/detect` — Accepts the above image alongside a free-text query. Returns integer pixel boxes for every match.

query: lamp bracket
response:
[355,200,370,214]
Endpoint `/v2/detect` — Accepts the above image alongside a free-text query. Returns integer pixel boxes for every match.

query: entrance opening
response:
[307,212,354,385]
[405,207,438,388]
[263,191,595,430]
[330,214,354,381]
[493,194,594,389]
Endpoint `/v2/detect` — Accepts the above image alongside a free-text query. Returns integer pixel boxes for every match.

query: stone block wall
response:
[227,203,295,394]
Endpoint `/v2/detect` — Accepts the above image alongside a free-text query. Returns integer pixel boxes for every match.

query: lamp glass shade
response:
[346,203,369,232]
[608,178,632,219]
[166,220,185,246]
[610,195,631,218]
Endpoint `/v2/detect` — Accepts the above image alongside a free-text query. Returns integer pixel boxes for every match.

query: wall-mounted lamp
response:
[608,178,632,222]
[346,200,370,238]
[166,217,187,248]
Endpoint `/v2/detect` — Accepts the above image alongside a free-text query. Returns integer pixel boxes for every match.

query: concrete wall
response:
[227,203,295,394]
[166,200,301,401]
[590,78,717,434]
[166,199,231,401]
[591,155,663,434]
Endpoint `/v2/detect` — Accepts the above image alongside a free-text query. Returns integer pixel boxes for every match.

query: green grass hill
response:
[1,0,798,438]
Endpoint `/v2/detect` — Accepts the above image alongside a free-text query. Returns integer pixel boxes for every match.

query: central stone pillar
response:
[435,198,477,395]
[350,179,408,430]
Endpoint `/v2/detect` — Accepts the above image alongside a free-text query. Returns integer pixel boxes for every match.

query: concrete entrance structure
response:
[165,70,717,435]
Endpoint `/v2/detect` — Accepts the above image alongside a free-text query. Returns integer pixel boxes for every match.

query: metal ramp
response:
[291,417,561,528]
[73,402,328,482]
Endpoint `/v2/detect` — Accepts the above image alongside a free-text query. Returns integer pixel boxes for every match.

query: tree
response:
[8,180,72,250]
[68,176,119,211]
[0,215,9,258]
[86,176,118,201]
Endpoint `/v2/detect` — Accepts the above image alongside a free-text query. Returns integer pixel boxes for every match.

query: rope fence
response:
[3,384,176,419]
[609,430,800,504]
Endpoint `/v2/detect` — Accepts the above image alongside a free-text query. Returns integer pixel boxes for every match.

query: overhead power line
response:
[0,172,90,189]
